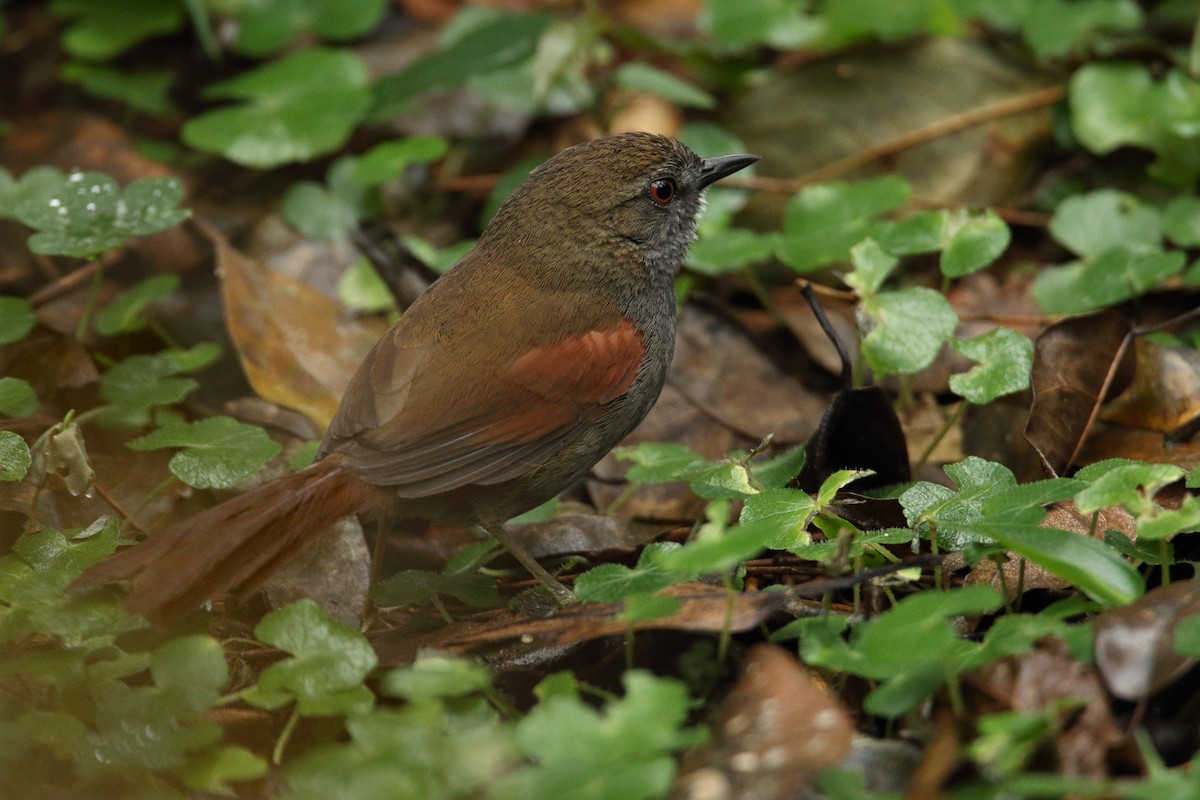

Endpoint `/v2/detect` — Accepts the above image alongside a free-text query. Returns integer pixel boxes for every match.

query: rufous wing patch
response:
[487,318,645,442]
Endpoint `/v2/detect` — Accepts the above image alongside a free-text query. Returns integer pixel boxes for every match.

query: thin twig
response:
[28,260,104,308]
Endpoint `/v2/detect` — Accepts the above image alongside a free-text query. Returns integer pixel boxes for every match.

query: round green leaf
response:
[282,181,360,240]
[1069,62,1155,156]
[940,210,1011,277]
[861,286,958,376]
[1163,195,1200,247]
[0,296,35,344]
[183,49,370,168]
[0,377,37,418]
[1049,190,1161,258]
[778,175,910,272]
[127,416,282,489]
[0,430,32,482]
[948,327,1033,404]
[234,0,386,56]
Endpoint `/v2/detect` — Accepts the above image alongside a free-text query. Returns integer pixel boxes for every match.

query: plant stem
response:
[915,401,967,473]
[74,261,105,342]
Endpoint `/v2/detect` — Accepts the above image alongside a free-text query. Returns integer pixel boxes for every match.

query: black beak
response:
[698,153,759,188]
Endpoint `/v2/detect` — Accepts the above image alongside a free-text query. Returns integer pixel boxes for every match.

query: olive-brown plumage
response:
[75,132,757,620]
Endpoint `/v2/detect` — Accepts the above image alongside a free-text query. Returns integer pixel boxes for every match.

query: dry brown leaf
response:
[672,644,854,800]
[200,220,387,429]
[1093,580,1200,702]
[1025,308,1134,475]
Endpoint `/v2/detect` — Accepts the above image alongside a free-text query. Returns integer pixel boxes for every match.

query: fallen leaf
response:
[201,219,386,428]
[672,643,854,800]
[1025,308,1134,475]
[1093,580,1200,702]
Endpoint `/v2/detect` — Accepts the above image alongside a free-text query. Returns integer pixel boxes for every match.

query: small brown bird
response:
[75,132,758,620]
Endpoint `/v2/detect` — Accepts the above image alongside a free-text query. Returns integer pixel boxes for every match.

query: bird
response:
[74,132,759,621]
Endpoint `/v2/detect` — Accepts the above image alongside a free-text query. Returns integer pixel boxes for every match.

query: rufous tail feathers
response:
[72,456,376,622]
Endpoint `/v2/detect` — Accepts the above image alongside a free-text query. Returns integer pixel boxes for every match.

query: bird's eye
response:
[647,178,676,206]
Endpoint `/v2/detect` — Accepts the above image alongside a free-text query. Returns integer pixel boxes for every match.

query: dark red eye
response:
[647,178,676,205]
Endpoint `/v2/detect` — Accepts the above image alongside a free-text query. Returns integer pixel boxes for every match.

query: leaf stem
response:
[74,261,106,341]
[273,705,300,765]
[915,401,967,473]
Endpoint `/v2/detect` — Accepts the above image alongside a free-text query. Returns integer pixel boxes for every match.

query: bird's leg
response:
[481,523,574,605]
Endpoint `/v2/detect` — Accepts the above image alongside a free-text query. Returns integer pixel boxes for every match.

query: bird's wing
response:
[320,316,645,495]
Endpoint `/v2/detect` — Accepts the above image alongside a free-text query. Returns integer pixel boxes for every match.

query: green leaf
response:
[0,377,37,418]
[371,9,553,119]
[1070,64,1200,187]
[1019,0,1141,59]
[99,345,220,414]
[381,654,492,701]
[574,543,685,603]
[611,63,715,109]
[151,635,229,714]
[60,62,174,116]
[282,180,361,241]
[940,209,1010,277]
[860,286,958,376]
[94,274,179,335]
[739,489,817,549]
[492,671,691,800]
[10,171,189,258]
[1164,196,1200,247]
[751,446,807,490]
[336,259,397,314]
[686,228,779,275]
[0,431,32,482]
[1070,62,1156,156]
[655,518,778,577]
[616,442,705,484]
[1074,459,1183,515]
[1048,190,1162,258]
[1032,249,1185,314]
[677,460,758,500]
[181,745,269,796]
[183,48,370,168]
[701,0,820,49]
[1174,613,1200,658]
[875,210,948,256]
[1161,195,1200,245]
[0,296,35,344]
[234,0,386,56]
[948,327,1033,404]
[777,175,911,272]
[127,416,281,490]
[942,517,1143,606]
[821,0,964,44]
[798,587,1004,717]
[845,238,898,295]
[4,521,119,608]
[370,569,498,608]
[247,599,377,716]
[352,136,449,186]
[1136,495,1200,541]
[51,0,184,60]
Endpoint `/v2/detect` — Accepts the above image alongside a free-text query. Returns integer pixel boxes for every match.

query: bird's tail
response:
[73,456,377,622]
